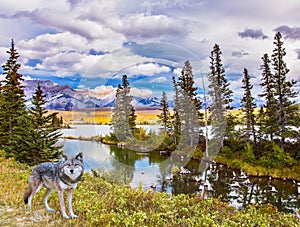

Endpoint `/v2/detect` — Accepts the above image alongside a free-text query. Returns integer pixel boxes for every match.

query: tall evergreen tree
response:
[111,75,136,142]
[241,68,257,145]
[210,44,233,110]
[208,44,234,147]
[0,39,27,152]
[177,60,202,147]
[157,91,171,132]
[271,32,299,145]
[259,53,277,140]
[9,84,62,165]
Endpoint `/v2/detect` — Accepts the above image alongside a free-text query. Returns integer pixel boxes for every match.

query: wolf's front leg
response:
[43,188,54,212]
[67,189,78,218]
[57,190,69,219]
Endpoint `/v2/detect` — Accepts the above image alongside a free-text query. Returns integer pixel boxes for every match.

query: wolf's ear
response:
[62,154,69,161]
[75,152,83,162]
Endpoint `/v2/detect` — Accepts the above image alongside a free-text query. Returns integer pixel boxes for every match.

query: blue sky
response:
[0,0,300,100]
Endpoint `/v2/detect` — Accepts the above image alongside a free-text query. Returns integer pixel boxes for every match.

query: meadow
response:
[49,107,161,125]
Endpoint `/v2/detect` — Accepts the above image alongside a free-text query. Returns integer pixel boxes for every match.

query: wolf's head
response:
[60,152,84,182]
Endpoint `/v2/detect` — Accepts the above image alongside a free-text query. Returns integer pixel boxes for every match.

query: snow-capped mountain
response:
[22,79,161,110]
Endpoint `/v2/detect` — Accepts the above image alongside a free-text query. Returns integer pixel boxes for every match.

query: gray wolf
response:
[24,152,84,219]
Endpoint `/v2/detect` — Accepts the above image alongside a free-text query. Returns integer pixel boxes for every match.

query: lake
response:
[60,125,300,215]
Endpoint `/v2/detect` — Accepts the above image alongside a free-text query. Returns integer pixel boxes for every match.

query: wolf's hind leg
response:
[26,180,43,211]
[43,188,54,212]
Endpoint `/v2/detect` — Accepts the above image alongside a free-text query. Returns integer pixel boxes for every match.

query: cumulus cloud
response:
[15,33,152,78]
[274,25,300,40]
[18,33,84,57]
[76,48,155,78]
[16,8,124,43]
[238,28,268,39]
[125,63,171,76]
[116,13,185,40]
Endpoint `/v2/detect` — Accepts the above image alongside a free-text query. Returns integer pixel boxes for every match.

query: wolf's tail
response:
[24,187,32,204]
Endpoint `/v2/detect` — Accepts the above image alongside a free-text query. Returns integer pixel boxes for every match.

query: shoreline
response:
[61,135,300,182]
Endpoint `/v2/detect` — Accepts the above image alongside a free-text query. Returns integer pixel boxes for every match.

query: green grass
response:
[215,154,300,181]
[0,153,299,226]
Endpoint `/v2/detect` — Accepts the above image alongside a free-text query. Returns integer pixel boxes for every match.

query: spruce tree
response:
[0,39,27,153]
[111,75,136,142]
[210,44,233,110]
[157,91,171,132]
[271,32,299,145]
[208,44,234,147]
[241,68,257,145]
[177,60,202,147]
[9,84,62,165]
[259,53,277,140]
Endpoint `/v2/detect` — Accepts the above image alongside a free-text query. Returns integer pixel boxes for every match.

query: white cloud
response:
[17,32,89,59]
[150,76,168,83]
[130,87,153,98]
[78,49,154,78]
[116,13,184,40]
[125,63,170,76]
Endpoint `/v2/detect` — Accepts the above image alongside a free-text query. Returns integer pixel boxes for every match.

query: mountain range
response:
[23,79,162,110]
[22,79,266,111]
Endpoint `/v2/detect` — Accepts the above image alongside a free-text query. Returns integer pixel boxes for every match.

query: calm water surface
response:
[60,125,300,214]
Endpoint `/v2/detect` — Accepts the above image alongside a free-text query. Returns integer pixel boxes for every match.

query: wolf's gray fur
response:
[24,152,84,219]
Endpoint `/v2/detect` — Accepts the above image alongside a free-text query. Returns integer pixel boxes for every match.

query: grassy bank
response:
[0,154,299,226]
[215,154,300,181]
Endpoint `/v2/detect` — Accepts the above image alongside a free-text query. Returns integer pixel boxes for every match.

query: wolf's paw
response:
[61,212,69,219]
[62,214,70,219]
[70,213,78,218]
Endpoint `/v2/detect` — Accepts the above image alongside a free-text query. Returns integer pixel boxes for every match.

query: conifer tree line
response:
[0,39,62,165]
[155,32,299,164]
